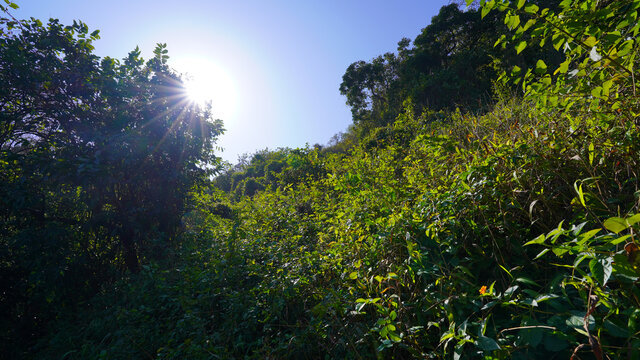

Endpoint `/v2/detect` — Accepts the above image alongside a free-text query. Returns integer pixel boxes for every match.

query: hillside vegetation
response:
[2,0,640,359]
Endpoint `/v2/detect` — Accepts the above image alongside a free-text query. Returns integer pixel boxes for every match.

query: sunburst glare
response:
[177,57,238,121]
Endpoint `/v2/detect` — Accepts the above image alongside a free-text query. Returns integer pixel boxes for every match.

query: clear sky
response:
[12,0,452,163]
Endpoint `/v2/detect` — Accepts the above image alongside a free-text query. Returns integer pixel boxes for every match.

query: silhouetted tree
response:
[0,13,223,354]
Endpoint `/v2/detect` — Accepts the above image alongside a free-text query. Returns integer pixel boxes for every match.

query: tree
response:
[339,51,404,130]
[0,12,223,354]
[339,2,562,134]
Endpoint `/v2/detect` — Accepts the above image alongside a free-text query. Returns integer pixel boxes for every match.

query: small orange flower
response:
[479,285,487,295]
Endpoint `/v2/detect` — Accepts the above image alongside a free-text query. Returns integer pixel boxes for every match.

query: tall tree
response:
[0,13,223,353]
[340,2,562,133]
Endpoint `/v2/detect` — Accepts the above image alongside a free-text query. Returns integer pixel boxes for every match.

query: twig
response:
[497,325,556,336]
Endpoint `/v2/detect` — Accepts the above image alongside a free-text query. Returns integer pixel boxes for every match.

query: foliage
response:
[4,1,640,359]
[0,10,223,357]
[486,0,640,114]
[213,146,327,199]
[34,92,640,359]
[339,2,562,134]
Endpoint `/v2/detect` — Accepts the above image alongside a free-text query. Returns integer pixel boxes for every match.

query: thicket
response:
[0,3,223,357]
[3,0,640,359]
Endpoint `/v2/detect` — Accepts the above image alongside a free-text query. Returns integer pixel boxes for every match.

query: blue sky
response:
[13,0,451,163]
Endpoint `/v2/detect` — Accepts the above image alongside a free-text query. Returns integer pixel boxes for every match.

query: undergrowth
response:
[31,1,640,357]
[36,97,640,359]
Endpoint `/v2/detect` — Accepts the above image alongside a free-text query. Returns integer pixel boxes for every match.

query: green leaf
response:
[524,234,546,246]
[515,277,540,287]
[466,0,474,5]
[629,309,640,333]
[559,0,572,8]
[388,331,402,342]
[584,36,597,47]
[619,40,634,57]
[565,315,583,329]
[518,327,543,347]
[524,4,539,14]
[577,228,601,243]
[609,234,630,245]
[511,65,522,76]
[380,326,388,337]
[574,253,592,268]
[440,329,455,343]
[555,60,570,75]
[504,285,519,297]
[589,257,612,286]
[601,80,613,97]
[349,271,358,279]
[574,182,586,207]
[534,60,547,74]
[604,217,627,234]
[515,41,527,54]
[534,248,550,259]
[552,33,565,50]
[626,214,640,226]
[454,342,464,360]
[571,222,588,236]
[376,339,393,352]
[517,0,526,9]
[604,320,630,338]
[481,6,491,19]
[476,335,501,351]
[536,293,559,303]
[544,333,568,351]
[551,246,569,257]
[507,14,521,30]
[499,264,513,279]
[567,312,595,330]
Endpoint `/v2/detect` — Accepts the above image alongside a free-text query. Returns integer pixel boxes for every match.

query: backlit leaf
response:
[604,217,627,234]
[534,59,547,74]
[524,4,539,14]
[626,214,640,226]
[524,234,546,246]
[584,36,597,47]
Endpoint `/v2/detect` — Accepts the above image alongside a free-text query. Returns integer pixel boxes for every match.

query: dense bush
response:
[5,0,640,359]
[35,95,640,358]
[0,10,223,357]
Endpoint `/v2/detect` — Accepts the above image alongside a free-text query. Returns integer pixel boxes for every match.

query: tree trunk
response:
[120,227,140,274]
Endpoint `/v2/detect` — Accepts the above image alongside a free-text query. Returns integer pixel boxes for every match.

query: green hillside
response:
[2,0,640,359]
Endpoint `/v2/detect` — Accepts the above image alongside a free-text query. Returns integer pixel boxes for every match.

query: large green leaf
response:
[604,217,627,234]
[476,335,501,351]
[589,257,612,286]
[534,60,547,74]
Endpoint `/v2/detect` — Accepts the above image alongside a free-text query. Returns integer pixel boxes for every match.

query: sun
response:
[176,57,238,121]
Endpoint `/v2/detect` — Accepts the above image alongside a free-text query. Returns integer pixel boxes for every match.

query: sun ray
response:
[174,57,237,122]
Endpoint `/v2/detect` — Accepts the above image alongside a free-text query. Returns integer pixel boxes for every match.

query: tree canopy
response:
[0,12,223,353]
[340,2,562,134]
